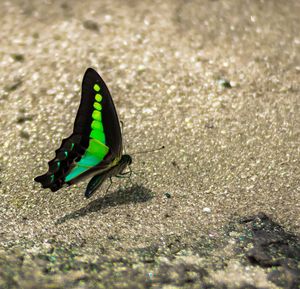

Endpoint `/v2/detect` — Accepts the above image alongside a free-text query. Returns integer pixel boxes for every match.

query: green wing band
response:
[92,110,102,121]
[90,129,105,143]
[87,139,107,158]
[91,120,103,130]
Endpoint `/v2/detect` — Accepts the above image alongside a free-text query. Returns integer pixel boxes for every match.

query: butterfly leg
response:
[85,173,108,199]
[116,164,133,178]
[127,166,134,186]
[115,171,131,178]
[128,165,133,178]
[104,177,113,194]
[116,167,134,189]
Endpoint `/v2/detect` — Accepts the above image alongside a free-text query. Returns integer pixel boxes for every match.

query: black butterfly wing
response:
[35,68,123,192]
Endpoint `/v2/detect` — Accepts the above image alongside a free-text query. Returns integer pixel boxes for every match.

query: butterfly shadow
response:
[55,184,153,225]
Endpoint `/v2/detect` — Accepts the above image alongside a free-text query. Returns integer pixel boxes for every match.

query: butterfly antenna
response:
[105,178,113,194]
[130,145,165,155]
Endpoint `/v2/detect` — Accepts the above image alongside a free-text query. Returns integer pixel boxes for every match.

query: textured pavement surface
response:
[0,1,299,288]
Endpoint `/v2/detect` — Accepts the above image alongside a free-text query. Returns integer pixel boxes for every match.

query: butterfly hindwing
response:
[35,68,123,192]
[34,134,85,191]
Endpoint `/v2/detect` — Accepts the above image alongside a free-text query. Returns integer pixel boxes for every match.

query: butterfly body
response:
[35,68,131,198]
[85,154,132,198]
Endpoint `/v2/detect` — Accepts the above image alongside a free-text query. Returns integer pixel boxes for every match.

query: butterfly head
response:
[122,154,132,166]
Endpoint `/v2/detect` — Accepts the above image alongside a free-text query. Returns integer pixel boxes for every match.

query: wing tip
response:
[84,67,100,78]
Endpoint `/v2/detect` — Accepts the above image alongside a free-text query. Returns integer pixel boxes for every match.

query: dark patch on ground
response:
[233,213,300,289]
[1,213,299,288]
[4,79,23,92]
[16,115,33,124]
[11,53,25,62]
[19,131,30,139]
[217,78,232,88]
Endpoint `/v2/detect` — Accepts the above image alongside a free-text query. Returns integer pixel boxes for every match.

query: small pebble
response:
[20,131,30,139]
[4,79,22,92]
[164,192,172,199]
[11,53,25,62]
[203,207,211,213]
[83,20,99,32]
[17,115,33,124]
[218,79,232,88]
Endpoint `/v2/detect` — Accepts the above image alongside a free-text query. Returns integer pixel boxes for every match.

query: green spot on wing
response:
[92,110,102,121]
[95,94,102,102]
[93,84,100,92]
[91,120,103,131]
[93,102,102,111]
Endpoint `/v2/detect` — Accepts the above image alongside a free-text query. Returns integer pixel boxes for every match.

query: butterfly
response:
[35,68,132,198]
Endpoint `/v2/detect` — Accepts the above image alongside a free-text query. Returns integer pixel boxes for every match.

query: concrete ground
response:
[0,0,299,288]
